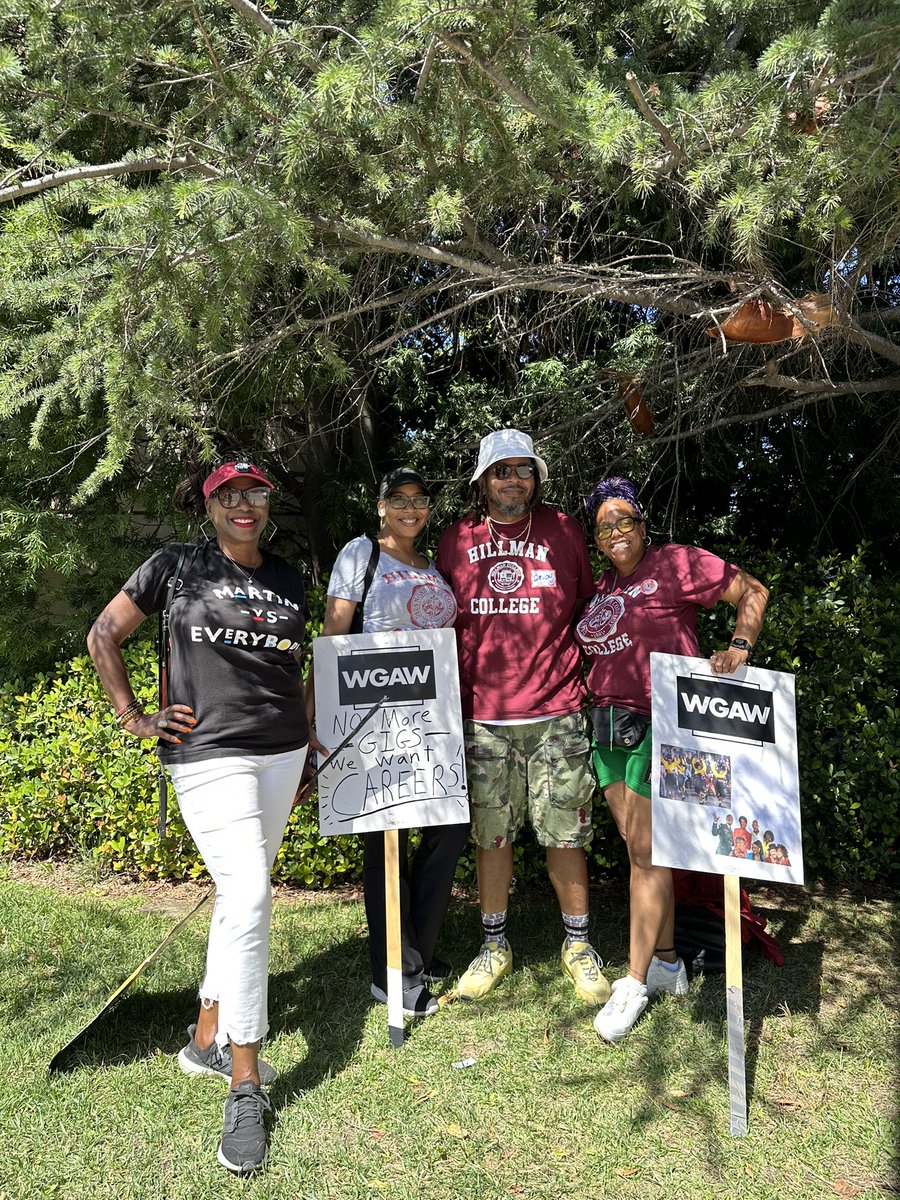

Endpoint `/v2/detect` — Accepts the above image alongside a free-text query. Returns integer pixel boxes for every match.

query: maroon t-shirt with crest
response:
[575,543,738,715]
[437,506,593,722]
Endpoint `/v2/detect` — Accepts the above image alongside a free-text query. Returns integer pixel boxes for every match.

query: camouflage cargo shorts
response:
[464,711,594,850]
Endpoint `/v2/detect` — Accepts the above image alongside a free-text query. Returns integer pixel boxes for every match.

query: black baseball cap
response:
[378,468,431,499]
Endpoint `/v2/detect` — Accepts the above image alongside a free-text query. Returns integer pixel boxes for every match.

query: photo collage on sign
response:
[650,653,803,884]
[658,744,794,867]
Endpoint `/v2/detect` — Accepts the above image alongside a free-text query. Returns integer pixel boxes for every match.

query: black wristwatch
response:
[729,638,754,659]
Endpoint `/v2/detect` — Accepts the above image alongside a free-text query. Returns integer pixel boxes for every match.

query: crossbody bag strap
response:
[157,542,189,837]
[350,535,381,635]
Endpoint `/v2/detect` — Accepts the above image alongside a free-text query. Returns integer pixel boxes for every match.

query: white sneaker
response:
[645,954,689,997]
[593,975,649,1043]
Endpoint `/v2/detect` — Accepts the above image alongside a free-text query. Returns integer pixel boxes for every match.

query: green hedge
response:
[1,548,897,885]
[697,543,899,885]
[0,642,364,885]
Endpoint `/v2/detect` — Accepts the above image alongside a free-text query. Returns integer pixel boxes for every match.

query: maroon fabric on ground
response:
[673,868,784,966]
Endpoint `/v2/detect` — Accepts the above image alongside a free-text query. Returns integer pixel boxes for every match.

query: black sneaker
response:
[178,1024,276,1086]
[370,982,439,1016]
[423,958,452,983]
[217,1081,272,1175]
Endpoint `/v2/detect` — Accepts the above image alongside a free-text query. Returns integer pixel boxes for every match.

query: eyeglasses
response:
[214,486,271,509]
[491,464,535,480]
[386,494,430,511]
[595,515,641,540]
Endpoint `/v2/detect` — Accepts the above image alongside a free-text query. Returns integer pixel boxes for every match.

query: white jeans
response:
[167,746,307,1046]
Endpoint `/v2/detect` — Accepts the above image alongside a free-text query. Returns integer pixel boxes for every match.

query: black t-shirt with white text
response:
[123,541,309,762]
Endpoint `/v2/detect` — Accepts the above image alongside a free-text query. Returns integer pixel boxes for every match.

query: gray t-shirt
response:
[328,536,457,632]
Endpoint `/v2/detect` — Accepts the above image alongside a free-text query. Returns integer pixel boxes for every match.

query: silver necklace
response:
[221,546,263,587]
[381,539,426,568]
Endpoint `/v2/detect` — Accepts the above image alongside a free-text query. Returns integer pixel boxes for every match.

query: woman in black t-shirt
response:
[88,457,309,1177]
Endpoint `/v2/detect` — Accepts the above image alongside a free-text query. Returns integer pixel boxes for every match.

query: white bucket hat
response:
[470,428,549,484]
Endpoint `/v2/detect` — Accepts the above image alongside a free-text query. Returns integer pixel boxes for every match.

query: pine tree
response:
[0,0,897,671]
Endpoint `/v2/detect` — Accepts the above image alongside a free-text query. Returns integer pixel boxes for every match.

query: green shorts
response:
[464,711,594,850]
[591,722,653,800]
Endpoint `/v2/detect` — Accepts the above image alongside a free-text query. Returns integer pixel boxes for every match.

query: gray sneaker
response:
[178,1024,276,1086]
[217,1080,272,1175]
[645,955,689,997]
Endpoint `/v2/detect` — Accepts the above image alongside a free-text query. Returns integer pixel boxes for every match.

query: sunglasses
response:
[491,464,536,480]
[214,486,271,509]
[595,515,641,540]
[385,494,430,511]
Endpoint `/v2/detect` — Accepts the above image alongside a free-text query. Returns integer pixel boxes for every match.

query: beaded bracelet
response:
[116,699,144,727]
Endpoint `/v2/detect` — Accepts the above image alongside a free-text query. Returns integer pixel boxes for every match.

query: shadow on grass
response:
[46,923,374,1085]
[443,881,833,1122]
[31,871,897,1195]
[1,896,179,1029]
[267,927,371,1100]
[46,982,199,1074]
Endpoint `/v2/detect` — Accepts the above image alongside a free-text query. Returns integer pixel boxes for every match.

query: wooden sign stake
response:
[384,828,404,1047]
[724,873,748,1135]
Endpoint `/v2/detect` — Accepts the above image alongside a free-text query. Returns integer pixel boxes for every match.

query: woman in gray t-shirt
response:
[308,468,467,1017]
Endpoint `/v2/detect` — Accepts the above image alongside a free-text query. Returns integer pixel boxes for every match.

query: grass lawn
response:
[0,863,896,1200]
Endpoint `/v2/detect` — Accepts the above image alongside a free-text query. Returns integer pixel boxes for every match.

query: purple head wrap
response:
[583,476,644,520]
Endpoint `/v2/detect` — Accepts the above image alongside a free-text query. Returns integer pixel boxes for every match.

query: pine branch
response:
[744,372,900,396]
[363,283,522,356]
[415,36,439,103]
[623,72,682,168]
[844,320,900,366]
[857,306,900,327]
[0,156,220,205]
[307,216,730,315]
[223,0,277,36]
[461,215,517,268]
[435,31,565,132]
[644,385,900,450]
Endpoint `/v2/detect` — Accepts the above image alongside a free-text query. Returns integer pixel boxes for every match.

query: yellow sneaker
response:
[456,940,512,1000]
[561,939,611,1005]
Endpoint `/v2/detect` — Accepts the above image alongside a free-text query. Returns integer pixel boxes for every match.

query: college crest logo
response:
[576,593,625,643]
[488,560,524,594]
[407,585,457,628]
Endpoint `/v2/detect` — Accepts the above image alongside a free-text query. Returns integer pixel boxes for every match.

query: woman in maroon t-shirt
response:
[575,476,769,1043]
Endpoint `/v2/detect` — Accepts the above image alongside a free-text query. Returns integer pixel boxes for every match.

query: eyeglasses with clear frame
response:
[595,515,641,540]
[385,494,430,511]
[491,464,536,480]
[213,486,271,509]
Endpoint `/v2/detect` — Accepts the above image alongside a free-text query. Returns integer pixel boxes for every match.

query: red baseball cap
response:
[202,460,274,499]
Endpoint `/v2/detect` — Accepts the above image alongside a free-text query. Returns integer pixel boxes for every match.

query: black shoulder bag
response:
[157,543,188,837]
[349,536,380,634]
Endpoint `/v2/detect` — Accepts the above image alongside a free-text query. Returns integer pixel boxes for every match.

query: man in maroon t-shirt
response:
[437,429,610,1007]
